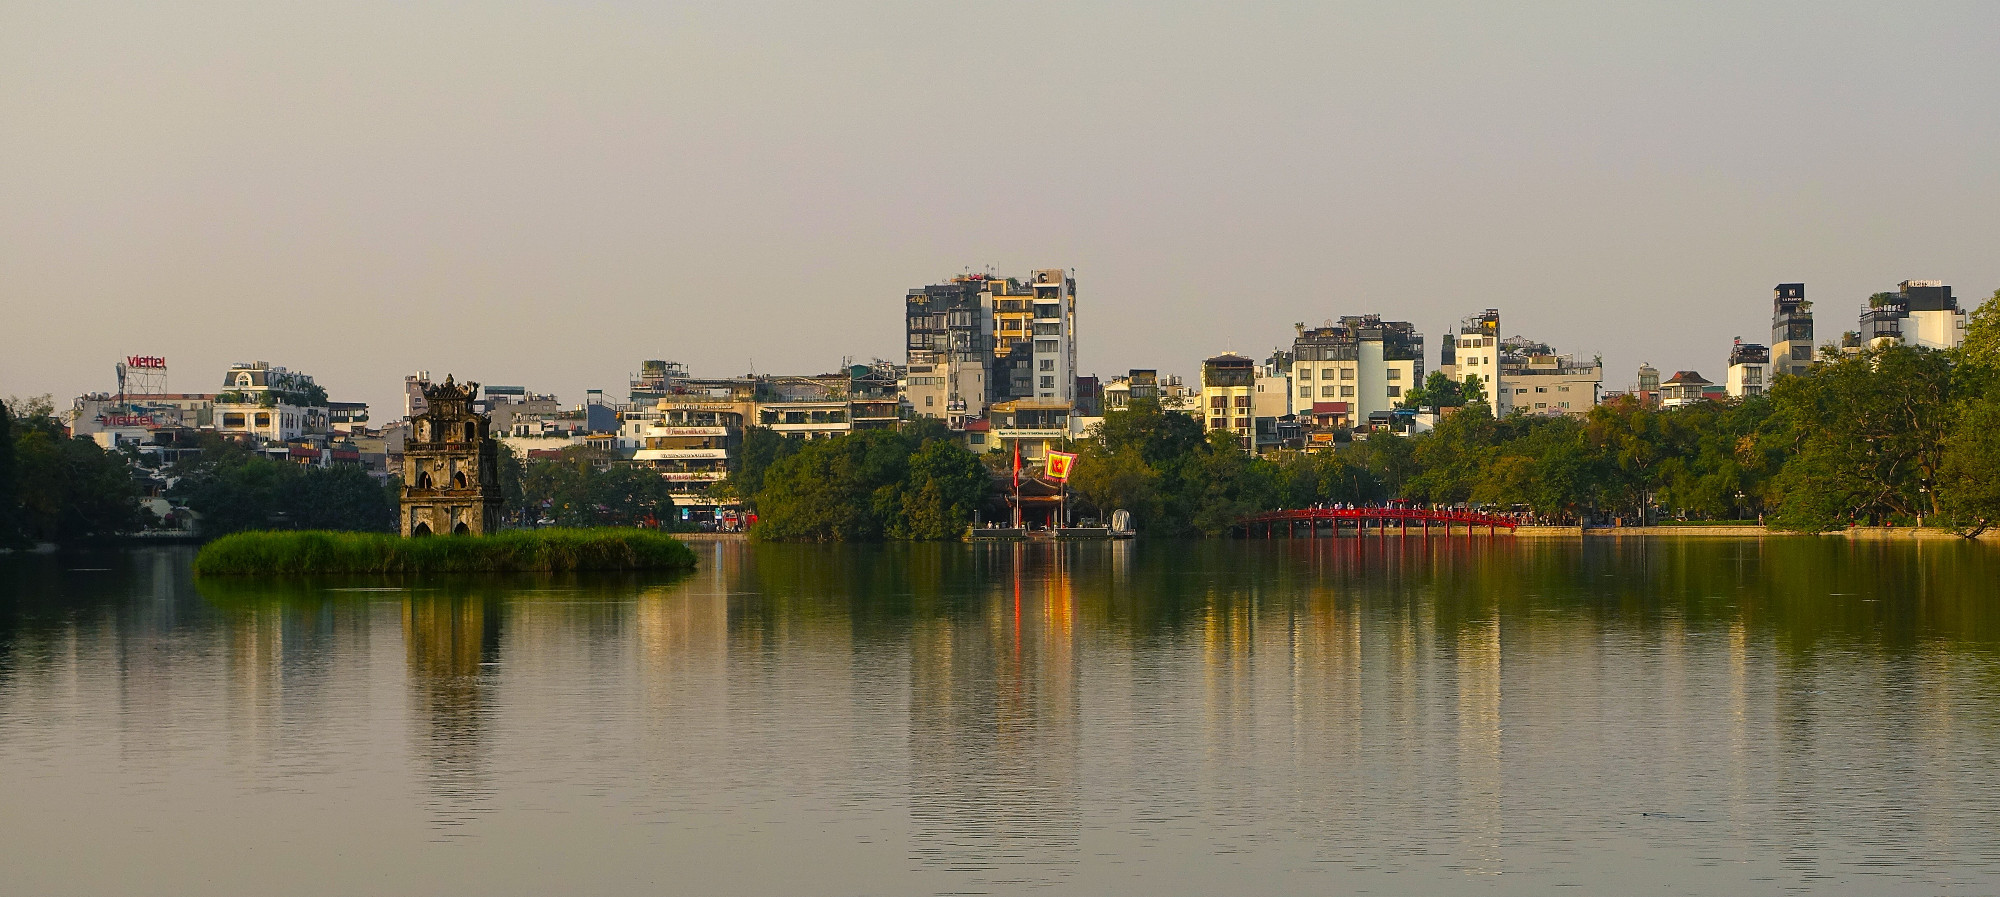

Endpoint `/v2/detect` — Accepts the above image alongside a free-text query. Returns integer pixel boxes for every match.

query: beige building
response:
[1200,353,1257,451]
[1439,311,1601,417]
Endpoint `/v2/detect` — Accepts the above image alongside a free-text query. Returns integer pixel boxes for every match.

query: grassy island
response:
[192,529,697,576]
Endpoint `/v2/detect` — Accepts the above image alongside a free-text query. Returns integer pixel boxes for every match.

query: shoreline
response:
[1512,525,1991,540]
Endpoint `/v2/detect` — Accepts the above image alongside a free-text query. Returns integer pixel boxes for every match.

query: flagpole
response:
[1012,443,1021,529]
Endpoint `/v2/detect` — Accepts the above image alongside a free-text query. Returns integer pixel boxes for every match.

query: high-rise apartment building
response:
[903,268,1076,425]
[1771,283,1813,377]
[904,277,994,427]
[1025,269,1077,402]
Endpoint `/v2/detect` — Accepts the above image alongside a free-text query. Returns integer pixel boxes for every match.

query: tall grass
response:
[193,529,697,576]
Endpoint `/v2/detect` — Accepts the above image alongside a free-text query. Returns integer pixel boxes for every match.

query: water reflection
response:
[403,591,498,824]
[0,538,1999,895]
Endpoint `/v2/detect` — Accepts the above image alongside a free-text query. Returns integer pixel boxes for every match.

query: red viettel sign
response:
[125,355,167,369]
[102,414,156,427]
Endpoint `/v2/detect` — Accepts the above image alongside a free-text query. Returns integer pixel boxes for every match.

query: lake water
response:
[3,538,2000,896]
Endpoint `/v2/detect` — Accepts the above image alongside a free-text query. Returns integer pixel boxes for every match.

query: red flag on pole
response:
[1011,444,1022,528]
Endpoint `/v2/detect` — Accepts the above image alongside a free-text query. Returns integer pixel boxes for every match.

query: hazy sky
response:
[6,2,1999,416]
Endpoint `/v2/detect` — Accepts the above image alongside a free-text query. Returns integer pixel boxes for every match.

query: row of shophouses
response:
[65,274,1971,508]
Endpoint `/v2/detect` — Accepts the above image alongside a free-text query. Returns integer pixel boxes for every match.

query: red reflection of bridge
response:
[1241,507,1519,537]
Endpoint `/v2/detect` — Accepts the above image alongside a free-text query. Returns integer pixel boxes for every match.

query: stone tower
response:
[400,375,503,536]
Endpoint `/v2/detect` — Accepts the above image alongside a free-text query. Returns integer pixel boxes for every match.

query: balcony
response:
[633,448,729,461]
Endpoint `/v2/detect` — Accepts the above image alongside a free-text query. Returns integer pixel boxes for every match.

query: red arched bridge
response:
[1241,506,1519,537]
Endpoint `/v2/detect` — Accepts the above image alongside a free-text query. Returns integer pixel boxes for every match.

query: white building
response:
[1659,371,1714,408]
[1440,309,1502,409]
[1027,269,1078,403]
[1858,280,1966,351]
[1725,341,1772,399]
[1287,315,1424,430]
[214,361,329,442]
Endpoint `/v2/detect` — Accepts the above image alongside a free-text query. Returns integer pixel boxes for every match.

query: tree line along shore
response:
[5,292,2000,546]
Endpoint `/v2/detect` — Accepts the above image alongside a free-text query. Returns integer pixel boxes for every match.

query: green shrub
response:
[193,528,696,575]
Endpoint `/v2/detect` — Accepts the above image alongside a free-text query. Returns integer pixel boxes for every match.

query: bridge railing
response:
[1240,507,1519,532]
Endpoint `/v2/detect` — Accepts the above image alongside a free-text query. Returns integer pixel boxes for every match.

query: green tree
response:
[514,447,682,528]
[1935,372,2000,536]
[1276,447,1385,508]
[722,425,801,505]
[1583,396,1678,522]
[0,398,18,546]
[754,430,920,541]
[1067,444,1164,527]
[1964,287,2000,370]
[889,440,990,539]
[1766,345,1958,530]
[10,396,145,541]
[171,455,396,536]
[1399,371,1485,409]
[1183,430,1282,535]
[1095,397,1206,465]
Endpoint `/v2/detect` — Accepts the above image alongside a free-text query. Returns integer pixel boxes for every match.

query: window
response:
[1211,396,1227,409]
[1387,386,1401,397]
[925,395,934,407]
[970,434,985,444]
[1039,376,1055,389]
[1035,339,1058,353]
[1321,368,1335,379]
[1535,386,1547,393]
[1299,388,1311,398]
[1340,386,1355,397]
[255,412,271,427]
[1211,418,1226,429]
[1321,386,1337,397]
[1233,396,1250,408]
[1340,368,1354,380]
[1516,388,1528,395]
[1299,369,1313,380]
[1235,418,1250,430]
[1039,359,1054,371]
[1558,386,1570,392]
[1386,369,1401,381]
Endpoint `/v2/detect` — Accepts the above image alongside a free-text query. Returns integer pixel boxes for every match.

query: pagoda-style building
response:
[400,375,503,536]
